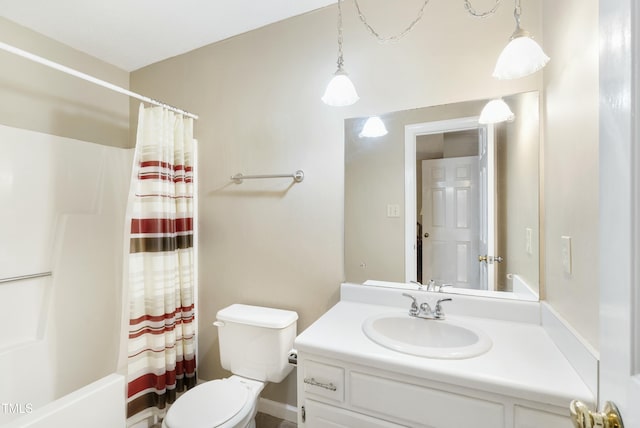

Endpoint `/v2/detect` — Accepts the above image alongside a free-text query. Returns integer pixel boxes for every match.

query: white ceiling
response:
[0,0,336,71]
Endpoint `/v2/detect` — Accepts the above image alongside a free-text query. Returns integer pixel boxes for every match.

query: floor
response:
[255,412,297,428]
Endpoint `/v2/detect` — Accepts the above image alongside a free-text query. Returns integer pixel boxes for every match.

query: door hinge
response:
[301,405,306,423]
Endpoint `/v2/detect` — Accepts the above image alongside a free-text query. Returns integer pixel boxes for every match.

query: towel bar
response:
[231,170,304,184]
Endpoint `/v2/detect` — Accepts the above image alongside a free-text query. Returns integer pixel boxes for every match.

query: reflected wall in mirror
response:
[345,91,540,299]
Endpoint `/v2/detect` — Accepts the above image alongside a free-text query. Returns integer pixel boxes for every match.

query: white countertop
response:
[294,299,595,409]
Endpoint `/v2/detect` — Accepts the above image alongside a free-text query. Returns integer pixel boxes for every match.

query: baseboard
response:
[257,398,298,423]
[541,302,599,400]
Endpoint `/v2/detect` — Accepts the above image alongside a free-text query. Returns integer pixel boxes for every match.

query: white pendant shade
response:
[321,69,359,107]
[359,116,388,138]
[493,36,550,80]
[478,99,515,124]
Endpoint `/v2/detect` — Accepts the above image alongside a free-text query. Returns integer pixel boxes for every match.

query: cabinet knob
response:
[570,400,624,428]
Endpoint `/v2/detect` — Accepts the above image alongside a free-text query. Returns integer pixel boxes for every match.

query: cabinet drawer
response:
[350,372,504,428]
[304,399,407,428]
[303,360,344,402]
[514,405,571,428]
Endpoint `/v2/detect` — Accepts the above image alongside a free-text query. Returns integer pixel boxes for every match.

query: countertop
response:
[294,298,594,409]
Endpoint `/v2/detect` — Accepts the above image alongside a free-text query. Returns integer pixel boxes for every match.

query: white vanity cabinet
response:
[294,286,594,428]
[297,353,571,428]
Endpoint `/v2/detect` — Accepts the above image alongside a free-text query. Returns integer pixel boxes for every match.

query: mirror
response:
[345,91,540,300]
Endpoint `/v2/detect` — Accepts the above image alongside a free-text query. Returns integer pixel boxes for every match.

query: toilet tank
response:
[215,304,298,383]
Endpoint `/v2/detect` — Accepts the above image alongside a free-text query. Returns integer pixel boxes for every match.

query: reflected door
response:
[478,125,497,291]
[421,156,479,288]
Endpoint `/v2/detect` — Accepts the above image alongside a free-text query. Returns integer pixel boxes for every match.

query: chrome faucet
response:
[410,279,435,291]
[402,293,452,320]
[410,279,451,292]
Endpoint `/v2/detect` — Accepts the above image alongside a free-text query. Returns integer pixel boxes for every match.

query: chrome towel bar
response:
[231,170,304,184]
[0,271,52,284]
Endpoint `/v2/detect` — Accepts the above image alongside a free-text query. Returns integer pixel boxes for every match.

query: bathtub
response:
[2,374,125,428]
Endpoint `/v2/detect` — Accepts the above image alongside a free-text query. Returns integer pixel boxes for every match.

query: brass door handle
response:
[424,232,429,238]
[478,255,504,263]
[570,400,624,428]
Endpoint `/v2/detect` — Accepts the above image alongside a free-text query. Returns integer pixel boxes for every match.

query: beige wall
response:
[0,18,130,148]
[131,1,542,405]
[542,0,599,349]
[500,92,540,292]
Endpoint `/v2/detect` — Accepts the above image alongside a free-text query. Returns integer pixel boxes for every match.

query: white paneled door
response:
[421,156,479,288]
[594,0,640,426]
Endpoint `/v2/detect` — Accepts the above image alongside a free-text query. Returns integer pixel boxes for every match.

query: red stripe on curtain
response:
[127,358,197,399]
[129,305,195,324]
[131,218,193,234]
[139,161,193,173]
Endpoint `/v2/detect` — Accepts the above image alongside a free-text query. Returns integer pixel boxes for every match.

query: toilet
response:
[162,304,298,428]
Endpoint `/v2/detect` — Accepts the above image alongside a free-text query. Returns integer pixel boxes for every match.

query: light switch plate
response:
[561,236,572,275]
[387,204,400,218]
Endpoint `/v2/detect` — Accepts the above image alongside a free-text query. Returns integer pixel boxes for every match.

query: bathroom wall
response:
[0,20,132,423]
[130,1,542,406]
[0,17,130,148]
[498,91,540,293]
[542,0,599,349]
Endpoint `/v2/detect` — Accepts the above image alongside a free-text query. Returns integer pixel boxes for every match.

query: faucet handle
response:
[437,283,453,292]
[434,298,453,318]
[402,293,420,315]
[409,280,424,290]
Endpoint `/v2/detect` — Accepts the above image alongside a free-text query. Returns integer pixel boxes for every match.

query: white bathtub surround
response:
[0,124,132,425]
[124,105,198,423]
[294,283,594,427]
[3,374,125,428]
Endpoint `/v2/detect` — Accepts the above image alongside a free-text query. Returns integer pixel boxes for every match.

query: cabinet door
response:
[304,400,407,428]
[514,406,571,428]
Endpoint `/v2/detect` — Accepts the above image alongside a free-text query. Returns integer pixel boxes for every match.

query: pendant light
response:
[359,116,388,138]
[322,0,359,106]
[493,0,549,80]
[478,99,515,124]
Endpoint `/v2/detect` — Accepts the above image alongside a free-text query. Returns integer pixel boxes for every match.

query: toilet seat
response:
[164,378,256,428]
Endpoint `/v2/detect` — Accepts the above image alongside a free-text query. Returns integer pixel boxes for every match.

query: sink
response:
[362,312,492,359]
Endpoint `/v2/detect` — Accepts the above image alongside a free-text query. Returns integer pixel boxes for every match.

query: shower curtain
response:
[124,104,197,422]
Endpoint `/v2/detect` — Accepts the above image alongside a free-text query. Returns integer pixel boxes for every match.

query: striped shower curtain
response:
[125,104,197,422]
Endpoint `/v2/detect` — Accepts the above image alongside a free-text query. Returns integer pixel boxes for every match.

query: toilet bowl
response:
[162,376,264,428]
[162,304,298,428]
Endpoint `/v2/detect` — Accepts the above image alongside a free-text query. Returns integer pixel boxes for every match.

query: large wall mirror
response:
[345,91,540,300]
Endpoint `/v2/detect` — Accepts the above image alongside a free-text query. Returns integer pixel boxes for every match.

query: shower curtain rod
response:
[0,41,199,120]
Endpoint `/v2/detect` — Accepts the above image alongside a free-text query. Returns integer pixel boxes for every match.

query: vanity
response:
[294,283,594,428]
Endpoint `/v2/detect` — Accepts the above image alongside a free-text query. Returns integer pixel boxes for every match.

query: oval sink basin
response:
[362,312,492,359]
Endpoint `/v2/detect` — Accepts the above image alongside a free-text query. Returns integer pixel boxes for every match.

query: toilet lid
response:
[164,380,249,428]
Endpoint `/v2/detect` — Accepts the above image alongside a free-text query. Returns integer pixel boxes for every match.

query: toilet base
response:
[162,376,264,428]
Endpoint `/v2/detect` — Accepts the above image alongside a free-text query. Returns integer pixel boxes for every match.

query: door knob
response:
[570,400,624,428]
[424,232,429,238]
[478,255,504,263]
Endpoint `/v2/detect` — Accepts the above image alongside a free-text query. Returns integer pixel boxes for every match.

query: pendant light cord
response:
[336,0,345,69]
[353,0,430,44]
[463,0,502,18]
[513,0,522,30]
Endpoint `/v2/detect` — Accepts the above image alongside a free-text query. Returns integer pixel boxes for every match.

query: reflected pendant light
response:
[478,99,515,124]
[493,0,549,80]
[322,0,359,106]
[359,116,388,138]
